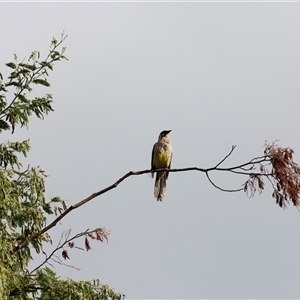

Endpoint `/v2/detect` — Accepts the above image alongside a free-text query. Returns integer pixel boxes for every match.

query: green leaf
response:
[17,94,28,102]
[0,96,6,108]
[50,51,61,59]
[20,69,30,75]
[62,201,67,211]
[42,203,53,215]
[5,81,21,87]
[50,196,62,203]
[8,71,18,79]
[5,62,16,69]
[40,61,53,70]
[51,38,58,46]
[0,120,10,131]
[19,63,37,71]
[32,79,50,87]
[60,55,69,61]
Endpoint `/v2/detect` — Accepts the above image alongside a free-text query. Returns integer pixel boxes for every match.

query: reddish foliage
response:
[266,144,300,208]
[85,237,92,251]
[84,228,109,251]
[62,250,70,260]
[242,142,300,209]
[86,228,109,243]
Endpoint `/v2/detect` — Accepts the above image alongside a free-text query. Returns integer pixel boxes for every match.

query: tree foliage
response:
[0,33,124,300]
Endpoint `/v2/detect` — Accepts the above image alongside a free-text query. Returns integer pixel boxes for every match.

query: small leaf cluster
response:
[0,32,68,133]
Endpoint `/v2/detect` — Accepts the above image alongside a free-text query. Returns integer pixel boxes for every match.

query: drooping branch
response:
[205,172,244,193]
[12,142,300,255]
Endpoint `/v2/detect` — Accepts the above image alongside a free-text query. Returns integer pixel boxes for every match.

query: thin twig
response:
[214,158,269,172]
[29,228,92,275]
[50,258,81,271]
[214,145,236,168]
[228,170,273,176]
[205,172,244,193]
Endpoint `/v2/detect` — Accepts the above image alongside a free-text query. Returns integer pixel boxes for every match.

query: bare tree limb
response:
[12,143,300,254]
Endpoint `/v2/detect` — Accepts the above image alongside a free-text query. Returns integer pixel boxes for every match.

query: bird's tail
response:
[154,172,167,201]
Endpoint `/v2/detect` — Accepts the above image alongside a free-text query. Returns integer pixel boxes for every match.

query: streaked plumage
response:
[151,130,173,201]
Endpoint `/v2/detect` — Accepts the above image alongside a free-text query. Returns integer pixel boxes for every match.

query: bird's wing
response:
[166,152,172,180]
[151,143,156,178]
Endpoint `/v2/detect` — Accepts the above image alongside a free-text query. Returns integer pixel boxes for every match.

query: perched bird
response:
[151,130,173,201]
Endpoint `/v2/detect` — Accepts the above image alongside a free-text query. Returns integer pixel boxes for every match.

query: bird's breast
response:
[155,152,170,168]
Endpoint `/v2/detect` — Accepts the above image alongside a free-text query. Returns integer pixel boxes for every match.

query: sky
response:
[1,2,300,299]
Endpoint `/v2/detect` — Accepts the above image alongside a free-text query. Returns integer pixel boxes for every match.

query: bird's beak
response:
[167,130,172,134]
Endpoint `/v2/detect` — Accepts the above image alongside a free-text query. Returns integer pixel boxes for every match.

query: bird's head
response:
[158,130,172,140]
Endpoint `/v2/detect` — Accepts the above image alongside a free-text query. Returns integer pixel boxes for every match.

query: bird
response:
[151,130,173,201]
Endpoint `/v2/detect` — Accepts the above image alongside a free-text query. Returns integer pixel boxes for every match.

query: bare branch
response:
[51,257,80,271]
[29,228,105,275]
[214,158,270,172]
[205,171,244,193]
[214,145,236,168]
[12,143,300,255]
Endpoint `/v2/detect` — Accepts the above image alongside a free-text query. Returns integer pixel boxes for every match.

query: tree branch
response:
[29,228,105,275]
[12,143,300,254]
[214,145,236,168]
[205,171,244,193]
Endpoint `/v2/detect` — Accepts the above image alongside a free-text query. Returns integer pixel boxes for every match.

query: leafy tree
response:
[0,33,124,299]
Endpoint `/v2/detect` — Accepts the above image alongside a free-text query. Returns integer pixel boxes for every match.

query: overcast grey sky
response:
[1,2,300,299]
